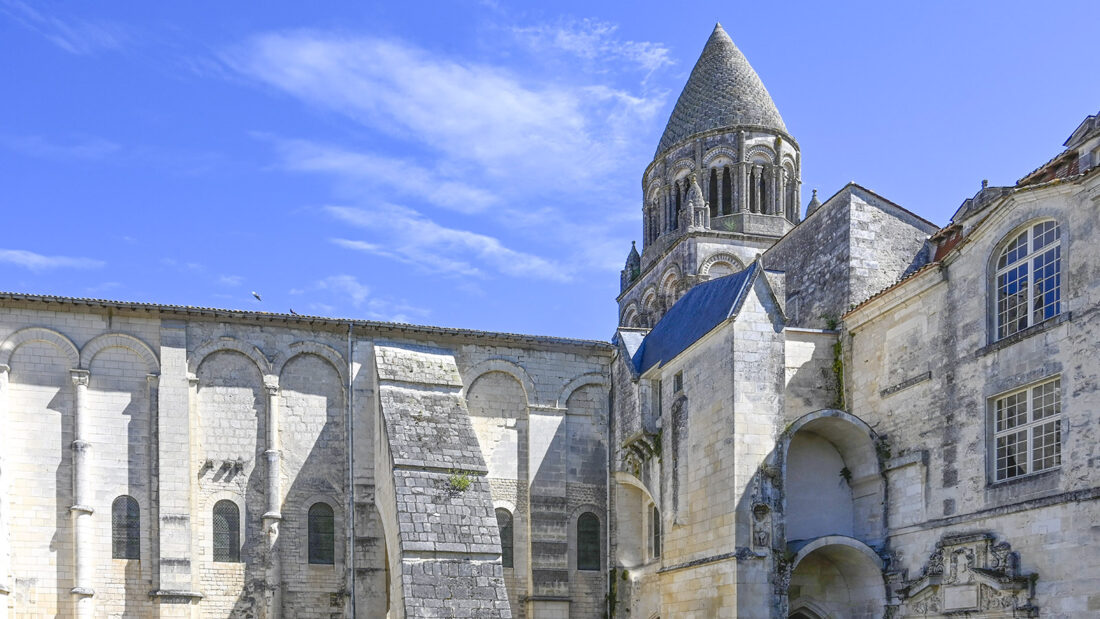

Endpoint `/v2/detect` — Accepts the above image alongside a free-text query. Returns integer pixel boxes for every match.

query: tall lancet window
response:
[722,167,733,214]
[112,495,140,559]
[709,169,719,218]
[673,181,682,230]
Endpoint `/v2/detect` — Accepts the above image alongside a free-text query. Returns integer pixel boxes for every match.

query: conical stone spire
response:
[655,23,787,158]
[806,188,822,216]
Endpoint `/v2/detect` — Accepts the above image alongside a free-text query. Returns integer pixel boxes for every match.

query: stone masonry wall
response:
[845,172,1100,615]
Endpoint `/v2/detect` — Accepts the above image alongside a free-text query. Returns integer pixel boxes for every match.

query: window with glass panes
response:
[995,221,1061,340]
[993,378,1061,481]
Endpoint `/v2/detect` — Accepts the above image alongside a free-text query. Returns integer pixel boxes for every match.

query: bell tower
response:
[618,23,801,329]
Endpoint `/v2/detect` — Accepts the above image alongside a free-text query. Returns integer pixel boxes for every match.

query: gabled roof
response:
[632,262,758,374]
[654,23,786,158]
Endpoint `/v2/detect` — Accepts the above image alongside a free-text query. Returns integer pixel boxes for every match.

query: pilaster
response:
[0,364,9,619]
[262,378,283,619]
[69,369,94,619]
[151,321,202,616]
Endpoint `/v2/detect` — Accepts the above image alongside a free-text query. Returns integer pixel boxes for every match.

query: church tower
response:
[618,24,800,328]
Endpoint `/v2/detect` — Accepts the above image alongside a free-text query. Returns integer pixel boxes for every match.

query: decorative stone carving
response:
[901,533,1036,617]
[751,503,771,549]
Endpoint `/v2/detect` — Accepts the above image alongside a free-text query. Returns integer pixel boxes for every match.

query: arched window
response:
[650,505,661,559]
[722,167,732,214]
[308,502,335,565]
[708,169,719,218]
[212,500,240,563]
[673,182,682,230]
[576,512,600,571]
[112,495,140,559]
[496,508,513,568]
[995,220,1061,340]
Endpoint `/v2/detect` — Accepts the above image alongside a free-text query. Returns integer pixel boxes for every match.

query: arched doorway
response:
[787,536,886,619]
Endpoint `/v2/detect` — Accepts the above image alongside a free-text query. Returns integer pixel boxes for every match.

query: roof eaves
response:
[0,291,613,351]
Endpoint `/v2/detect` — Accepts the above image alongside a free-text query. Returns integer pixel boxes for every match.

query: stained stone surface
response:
[376,343,512,618]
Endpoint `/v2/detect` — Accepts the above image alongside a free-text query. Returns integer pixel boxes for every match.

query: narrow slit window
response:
[577,512,600,571]
[212,500,240,562]
[308,502,336,565]
[112,495,140,560]
[651,505,661,559]
[496,508,513,568]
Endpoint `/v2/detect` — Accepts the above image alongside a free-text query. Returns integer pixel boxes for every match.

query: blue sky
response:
[2,1,1097,340]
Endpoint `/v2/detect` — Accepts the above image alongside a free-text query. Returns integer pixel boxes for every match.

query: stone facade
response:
[0,309,611,618]
[1,22,1099,619]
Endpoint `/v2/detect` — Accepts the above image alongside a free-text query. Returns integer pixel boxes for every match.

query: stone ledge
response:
[150,589,204,603]
[975,312,1070,357]
[885,450,926,472]
[880,371,932,398]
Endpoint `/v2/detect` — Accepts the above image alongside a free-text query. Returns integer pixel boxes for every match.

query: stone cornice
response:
[0,292,612,355]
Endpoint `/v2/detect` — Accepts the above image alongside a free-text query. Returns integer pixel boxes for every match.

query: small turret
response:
[806,189,822,216]
[683,174,710,231]
[621,241,642,293]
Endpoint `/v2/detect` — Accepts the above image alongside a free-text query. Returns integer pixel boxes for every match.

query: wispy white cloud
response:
[0,249,104,271]
[316,274,370,306]
[218,275,243,287]
[270,138,498,214]
[0,0,124,55]
[222,31,662,184]
[309,274,429,323]
[1,134,120,161]
[327,204,569,282]
[512,18,674,78]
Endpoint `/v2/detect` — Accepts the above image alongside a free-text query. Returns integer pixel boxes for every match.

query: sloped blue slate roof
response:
[633,263,757,374]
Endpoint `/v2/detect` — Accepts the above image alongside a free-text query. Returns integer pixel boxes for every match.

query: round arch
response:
[461,358,536,406]
[703,146,739,167]
[273,340,347,385]
[788,536,886,619]
[781,410,885,545]
[80,333,159,373]
[700,252,745,278]
[0,326,79,368]
[557,372,608,409]
[189,337,271,377]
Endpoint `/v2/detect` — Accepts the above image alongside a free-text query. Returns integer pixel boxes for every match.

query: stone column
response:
[262,379,282,619]
[736,131,747,213]
[70,369,94,619]
[0,364,9,619]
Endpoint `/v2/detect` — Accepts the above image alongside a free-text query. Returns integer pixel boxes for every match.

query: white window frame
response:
[994,220,1061,341]
[991,377,1062,482]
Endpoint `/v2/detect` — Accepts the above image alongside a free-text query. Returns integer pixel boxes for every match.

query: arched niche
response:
[782,410,885,545]
[788,536,886,619]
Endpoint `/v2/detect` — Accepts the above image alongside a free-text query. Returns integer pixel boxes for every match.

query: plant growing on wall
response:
[448,470,472,493]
